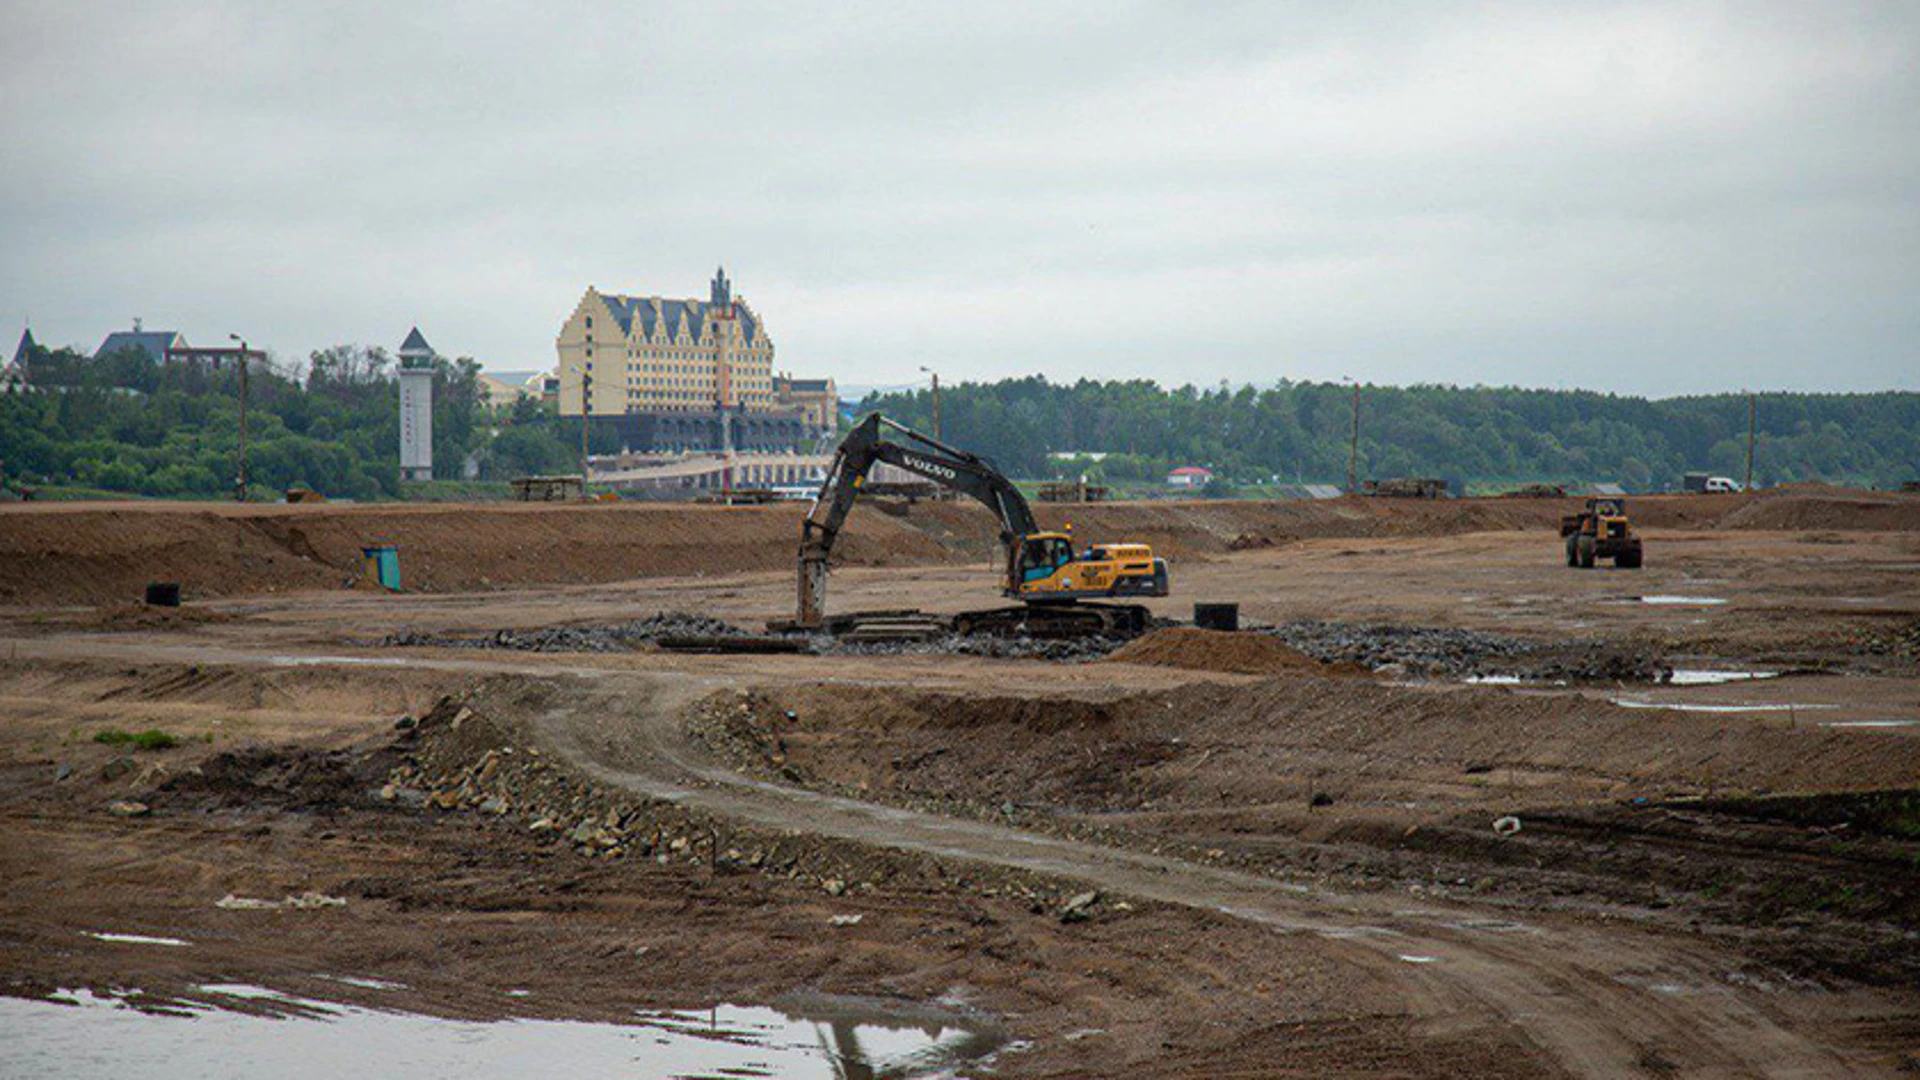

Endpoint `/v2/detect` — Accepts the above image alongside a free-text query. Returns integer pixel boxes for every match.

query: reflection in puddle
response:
[1666,669,1778,686]
[1610,699,1837,714]
[1,986,1008,1080]
[83,932,190,947]
[1821,720,1919,729]
[1639,596,1728,606]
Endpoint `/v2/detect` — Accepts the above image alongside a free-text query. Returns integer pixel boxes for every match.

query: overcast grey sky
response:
[3,1,1915,395]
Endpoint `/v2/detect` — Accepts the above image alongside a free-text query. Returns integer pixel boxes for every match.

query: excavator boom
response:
[796,414,1168,630]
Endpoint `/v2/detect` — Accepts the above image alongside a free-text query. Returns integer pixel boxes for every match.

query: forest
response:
[862,377,1919,491]
[4,345,1914,500]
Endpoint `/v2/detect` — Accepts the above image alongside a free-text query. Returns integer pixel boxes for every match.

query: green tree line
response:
[0,343,587,499]
[862,377,1920,491]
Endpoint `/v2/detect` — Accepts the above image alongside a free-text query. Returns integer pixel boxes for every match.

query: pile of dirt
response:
[156,744,394,815]
[1106,628,1330,675]
[1714,489,1920,532]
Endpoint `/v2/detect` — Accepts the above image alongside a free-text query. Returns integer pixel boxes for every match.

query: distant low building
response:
[476,371,537,412]
[773,374,838,433]
[1167,466,1213,488]
[94,321,186,363]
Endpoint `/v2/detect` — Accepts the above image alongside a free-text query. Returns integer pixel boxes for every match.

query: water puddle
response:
[315,975,407,992]
[1638,596,1728,606]
[1821,719,1920,729]
[1,986,1009,1080]
[1610,699,1837,714]
[1397,954,1443,964]
[1463,674,1526,686]
[1666,669,1778,686]
[83,932,190,947]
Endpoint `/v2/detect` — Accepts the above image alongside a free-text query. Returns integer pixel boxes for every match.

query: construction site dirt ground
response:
[3,491,1918,1076]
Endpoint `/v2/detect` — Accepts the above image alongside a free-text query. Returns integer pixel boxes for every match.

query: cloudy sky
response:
[3,1,1915,396]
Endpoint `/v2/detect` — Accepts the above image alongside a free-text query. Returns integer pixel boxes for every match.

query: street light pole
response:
[919,366,941,439]
[1345,377,1360,496]
[228,334,250,502]
[579,364,592,497]
[1745,389,1757,492]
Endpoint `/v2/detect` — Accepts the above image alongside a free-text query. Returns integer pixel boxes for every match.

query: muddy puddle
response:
[1464,669,1772,688]
[1609,698,1838,714]
[1,985,1010,1079]
[1665,668,1779,686]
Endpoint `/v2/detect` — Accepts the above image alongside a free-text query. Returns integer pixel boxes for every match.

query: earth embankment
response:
[0,485,1911,606]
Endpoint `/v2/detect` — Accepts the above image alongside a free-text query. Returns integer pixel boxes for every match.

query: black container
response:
[1193,602,1238,632]
[144,582,181,608]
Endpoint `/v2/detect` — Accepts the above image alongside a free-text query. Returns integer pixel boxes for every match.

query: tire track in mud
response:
[0,637,1881,1077]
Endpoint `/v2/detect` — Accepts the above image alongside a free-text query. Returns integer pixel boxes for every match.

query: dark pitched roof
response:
[596,289,763,347]
[95,329,184,362]
[11,328,35,367]
[399,327,434,357]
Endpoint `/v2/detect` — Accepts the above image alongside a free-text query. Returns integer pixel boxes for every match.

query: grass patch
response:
[92,728,180,751]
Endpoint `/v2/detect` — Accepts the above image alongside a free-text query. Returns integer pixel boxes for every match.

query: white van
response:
[1704,476,1742,493]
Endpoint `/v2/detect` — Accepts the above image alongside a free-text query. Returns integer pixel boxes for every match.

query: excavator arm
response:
[798,413,1037,628]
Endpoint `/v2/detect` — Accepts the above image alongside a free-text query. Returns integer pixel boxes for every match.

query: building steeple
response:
[710,265,731,307]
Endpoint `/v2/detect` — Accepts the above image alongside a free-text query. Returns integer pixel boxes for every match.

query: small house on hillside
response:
[95,321,187,363]
[1166,466,1213,488]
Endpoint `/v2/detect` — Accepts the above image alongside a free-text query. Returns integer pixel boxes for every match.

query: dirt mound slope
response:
[1106,628,1329,675]
[1,485,1910,607]
[0,502,952,606]
[1713,487,1920,532]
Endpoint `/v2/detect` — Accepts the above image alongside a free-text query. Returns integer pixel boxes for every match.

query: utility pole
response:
[920,366,941,439]
[1346,377,1360,495]
[228,334,250,502]
[1745,390,1756,492]
[579,365,592,497]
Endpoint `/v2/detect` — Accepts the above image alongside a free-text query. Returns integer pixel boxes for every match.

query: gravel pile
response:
[1262,620,1670,683]
[1265,621,1534,677]
[814,632,1127,663]
[380,612,753,653]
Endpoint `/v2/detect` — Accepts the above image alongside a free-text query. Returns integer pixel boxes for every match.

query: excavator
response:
[795,414,1170,636]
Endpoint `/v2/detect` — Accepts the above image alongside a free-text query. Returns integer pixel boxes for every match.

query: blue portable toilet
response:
[360,545,401,591]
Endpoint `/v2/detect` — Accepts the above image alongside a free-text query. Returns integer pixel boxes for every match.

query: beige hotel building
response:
[555,268,822,452]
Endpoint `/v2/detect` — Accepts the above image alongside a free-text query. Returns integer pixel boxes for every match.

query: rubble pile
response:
[380,612,753,653]
[813,632,1127,663]
[1263,621,1671,683]
[1264,621,1536,677]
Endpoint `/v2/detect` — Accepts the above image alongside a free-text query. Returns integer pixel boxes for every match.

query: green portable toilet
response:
[360,544,401,591]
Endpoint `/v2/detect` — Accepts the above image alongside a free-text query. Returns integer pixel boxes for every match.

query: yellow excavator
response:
[795,414,1170,636]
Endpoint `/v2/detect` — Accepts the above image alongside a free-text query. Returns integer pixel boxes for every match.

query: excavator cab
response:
[1017,534,1075,584]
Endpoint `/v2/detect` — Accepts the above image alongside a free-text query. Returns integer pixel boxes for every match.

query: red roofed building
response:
[1166,466,1213,488]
